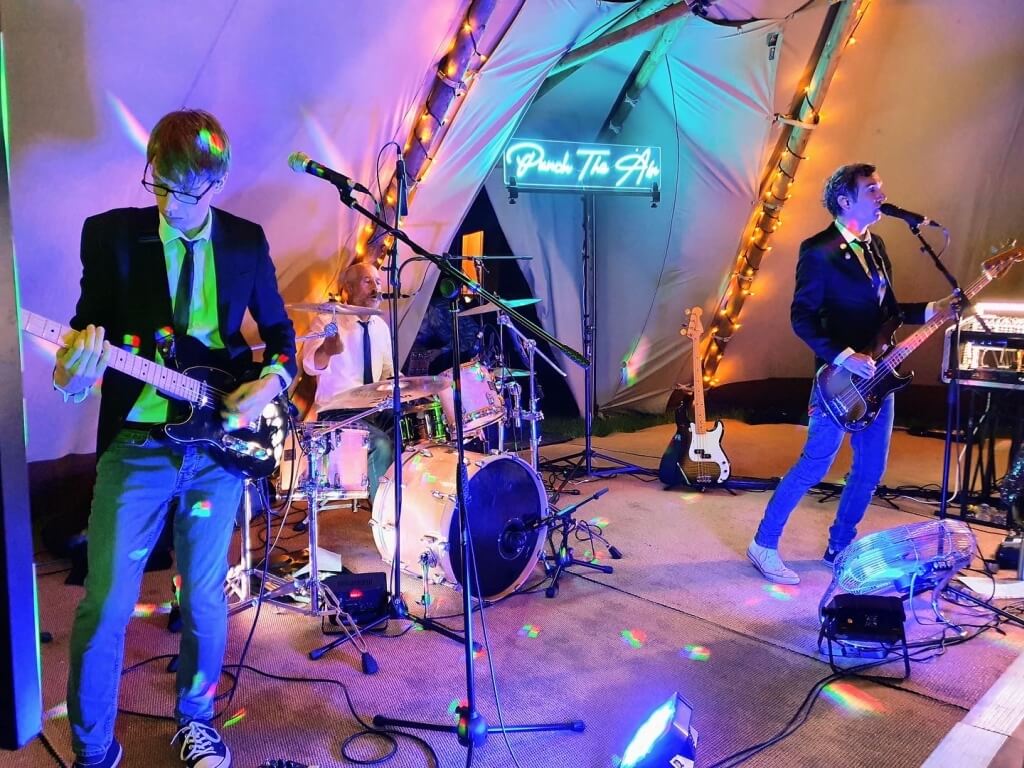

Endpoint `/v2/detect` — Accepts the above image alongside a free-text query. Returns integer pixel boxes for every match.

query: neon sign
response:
[503,138,662,194]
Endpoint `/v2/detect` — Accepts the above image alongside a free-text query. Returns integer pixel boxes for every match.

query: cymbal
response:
[497,368,531,378]
[458,298,541,318]
[330,376,447,409]
[286,301,383,316]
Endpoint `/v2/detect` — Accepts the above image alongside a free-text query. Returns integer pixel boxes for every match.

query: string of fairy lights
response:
[359,2,496,265]
[699,0,873,388]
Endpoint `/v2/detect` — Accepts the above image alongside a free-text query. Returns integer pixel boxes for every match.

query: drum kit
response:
[228,294,570,642]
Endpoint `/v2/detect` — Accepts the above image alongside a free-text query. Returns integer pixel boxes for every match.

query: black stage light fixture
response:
[819,594,910,678]
[619,692,698,768]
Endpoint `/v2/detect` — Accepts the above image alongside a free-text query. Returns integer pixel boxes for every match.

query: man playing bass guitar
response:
[747,163,954,585]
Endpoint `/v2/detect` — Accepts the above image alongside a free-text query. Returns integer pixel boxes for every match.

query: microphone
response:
[375,292,413,300]
[288,151,369,194]
[396,149,409,217]
[880,202,942,229]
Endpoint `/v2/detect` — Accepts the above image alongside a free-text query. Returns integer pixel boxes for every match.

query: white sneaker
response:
[747,541,800,584]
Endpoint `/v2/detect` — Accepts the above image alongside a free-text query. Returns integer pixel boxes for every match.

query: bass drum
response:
[371,444,547,600]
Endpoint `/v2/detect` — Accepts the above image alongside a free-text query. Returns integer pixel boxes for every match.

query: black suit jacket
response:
[791,222,927,370]
[70,206,297,456]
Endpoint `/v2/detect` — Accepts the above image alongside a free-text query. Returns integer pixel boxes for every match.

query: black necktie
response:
[358,320,372,384]
[857,239,884,301]
[173,238,196,337]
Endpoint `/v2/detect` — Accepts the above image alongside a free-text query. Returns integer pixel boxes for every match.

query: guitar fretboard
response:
[885,270,993,369]
[20,310,204,404]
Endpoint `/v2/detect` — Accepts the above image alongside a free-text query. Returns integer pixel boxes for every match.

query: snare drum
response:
[371,444,547,600]
[438,361,504,435]
[399,399,449,445]
[277,425,370,500]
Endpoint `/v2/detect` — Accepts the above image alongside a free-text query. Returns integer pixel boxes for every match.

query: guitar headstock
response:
[681,307,704,342]
[982,240,1023,279]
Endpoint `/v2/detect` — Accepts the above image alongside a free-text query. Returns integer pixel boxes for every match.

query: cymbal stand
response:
[497,311,567,472]
[231,417,378,672]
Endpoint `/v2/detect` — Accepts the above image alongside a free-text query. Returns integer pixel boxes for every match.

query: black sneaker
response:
[72,739,123,768]
[823,546,841,566]
[172,721,231,768]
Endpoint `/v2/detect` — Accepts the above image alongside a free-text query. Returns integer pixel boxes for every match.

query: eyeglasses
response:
[141,163,216,205]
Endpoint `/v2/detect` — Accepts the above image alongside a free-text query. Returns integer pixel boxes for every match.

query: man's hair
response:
[147,109,231,186]
[822,163,876,217]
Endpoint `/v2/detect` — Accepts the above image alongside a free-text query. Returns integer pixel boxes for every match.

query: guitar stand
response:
[540,488,620,598]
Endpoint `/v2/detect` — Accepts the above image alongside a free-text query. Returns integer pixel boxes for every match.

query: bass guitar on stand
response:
[816,244,1023,432]
[659,307,731,485]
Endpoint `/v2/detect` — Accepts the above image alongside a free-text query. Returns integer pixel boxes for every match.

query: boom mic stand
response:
[905,222,964,521]
[308,170,587,754]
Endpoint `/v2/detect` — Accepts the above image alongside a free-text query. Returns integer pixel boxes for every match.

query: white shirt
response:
[301,312,394,413]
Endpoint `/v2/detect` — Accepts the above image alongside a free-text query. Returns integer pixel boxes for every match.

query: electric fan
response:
[819,519,976,631]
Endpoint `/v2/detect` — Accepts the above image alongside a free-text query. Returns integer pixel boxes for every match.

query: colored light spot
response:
[589,517,610,528]
[447,699,461,715]
[198,128,225,157]
[106,92,149,155]
[223,708,246,728]
[679,493,701,504]
[473,646,486,660]
[680,644,711,661]
[417,593,433,607]
[190,500,213,518]
[422,473,438,484]
[122,333,141,347]
[582,550,602,563]
[764,583,798,601]
[621,336,651,387]
[173,574,182,602]
[519,624,541,639]
[132,603,157,617]
[621,629,647,649]
[156,326,175,342]
[44,701,69,722]
[129,548,149,561]
[822,681,886,715]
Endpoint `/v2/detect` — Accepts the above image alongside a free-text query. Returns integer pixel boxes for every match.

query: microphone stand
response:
[908,223,962,520]
[322,180,587,752]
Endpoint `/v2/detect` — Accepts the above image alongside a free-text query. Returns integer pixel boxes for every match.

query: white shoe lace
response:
[173,722,221,762]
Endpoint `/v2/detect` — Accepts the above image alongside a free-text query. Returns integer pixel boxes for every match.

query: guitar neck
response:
[885,270,992,368]
[20,310,204,403]
[690,330,707,434]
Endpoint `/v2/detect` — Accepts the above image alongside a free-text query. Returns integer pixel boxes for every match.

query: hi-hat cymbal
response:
[330,376,446,409]
[458,298,541,318]
[286,301,383,316]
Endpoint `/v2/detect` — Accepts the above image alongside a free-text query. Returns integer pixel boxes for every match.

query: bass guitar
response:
[658,307,731,485]
[815,243,1022,431]
[21,309,290,478]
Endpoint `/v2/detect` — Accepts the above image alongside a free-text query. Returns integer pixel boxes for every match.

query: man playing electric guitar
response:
[56,109,296,768]
[747,163,954,585]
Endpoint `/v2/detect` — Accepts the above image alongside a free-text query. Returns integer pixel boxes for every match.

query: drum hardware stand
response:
[537,487,620,598]
[497,311,566,472]
[228,418,378,673]
[316,171,588,752]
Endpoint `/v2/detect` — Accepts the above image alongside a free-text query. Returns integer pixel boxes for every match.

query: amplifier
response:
[942,302,1024,391]
[321,572,388,630]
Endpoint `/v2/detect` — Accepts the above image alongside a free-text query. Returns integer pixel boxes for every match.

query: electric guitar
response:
[21,310,290,478]
[658,308,731,485]
[815,243,1023,432]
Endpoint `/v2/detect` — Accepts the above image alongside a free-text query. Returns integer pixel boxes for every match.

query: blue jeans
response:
[754,390,894,552]
[67,428,242,760]
[318,409,394,500]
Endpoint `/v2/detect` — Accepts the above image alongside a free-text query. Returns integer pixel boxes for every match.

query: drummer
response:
[301,261,393,499]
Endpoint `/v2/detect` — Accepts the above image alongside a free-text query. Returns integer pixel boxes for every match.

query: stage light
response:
[620,693,697,768]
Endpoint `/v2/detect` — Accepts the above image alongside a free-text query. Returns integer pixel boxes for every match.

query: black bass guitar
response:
[815,244,1022,431]
[22,310,290,478]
